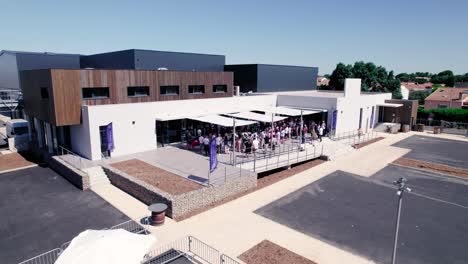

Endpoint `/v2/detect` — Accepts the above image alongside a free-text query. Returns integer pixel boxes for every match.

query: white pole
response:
[233,117,236,166]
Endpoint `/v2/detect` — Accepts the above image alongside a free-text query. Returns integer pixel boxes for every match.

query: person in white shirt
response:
[318,126,324,142]
[198,135,204,153]
[203,136,210,156]
[252,137,259,153]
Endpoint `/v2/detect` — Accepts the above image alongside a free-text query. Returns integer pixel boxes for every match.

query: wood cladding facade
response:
[21,69,233,126]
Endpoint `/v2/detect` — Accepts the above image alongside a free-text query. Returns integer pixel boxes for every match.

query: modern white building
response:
[66,78,392,160]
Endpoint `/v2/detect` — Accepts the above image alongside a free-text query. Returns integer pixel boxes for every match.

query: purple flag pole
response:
[209,136,218,174]
[106,123,114,152]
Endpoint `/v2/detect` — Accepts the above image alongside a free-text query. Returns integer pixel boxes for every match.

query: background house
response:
[424,87,468,109]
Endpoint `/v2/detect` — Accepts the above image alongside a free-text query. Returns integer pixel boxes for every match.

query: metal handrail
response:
[57,145,84,171]
[143,235,241,264]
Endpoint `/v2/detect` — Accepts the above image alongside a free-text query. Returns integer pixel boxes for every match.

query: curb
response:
[0,164,38,174]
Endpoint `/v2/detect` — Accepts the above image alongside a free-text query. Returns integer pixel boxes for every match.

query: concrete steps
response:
[84,166,110,188]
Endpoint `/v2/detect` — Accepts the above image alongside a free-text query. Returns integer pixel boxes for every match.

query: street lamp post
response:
[391,177,411,264]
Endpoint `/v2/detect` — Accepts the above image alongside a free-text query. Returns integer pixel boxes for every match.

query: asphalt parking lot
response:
[255,169,468,264]
[391,135,468,168]
[0,166,129,264]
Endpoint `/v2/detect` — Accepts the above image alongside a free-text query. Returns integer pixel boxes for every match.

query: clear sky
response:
[1,0,467,75]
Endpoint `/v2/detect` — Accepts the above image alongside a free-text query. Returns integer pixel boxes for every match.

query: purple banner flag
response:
[332,110,337,130]
[209,136,218,173]
[106,123,114,151]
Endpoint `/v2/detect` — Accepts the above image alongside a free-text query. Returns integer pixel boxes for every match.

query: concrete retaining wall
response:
[48,156,90,190]
[102,165,257,219]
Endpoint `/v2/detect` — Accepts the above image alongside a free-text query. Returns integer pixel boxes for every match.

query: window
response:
[127,86,150,97]
[358,108,363,129]
[82,87,110,99]
[213,84,228,93]
[160,85,179,96]
[437,104,448,109]
[40,87,49,99]
[14,126,29,136]
[188,85,205,94]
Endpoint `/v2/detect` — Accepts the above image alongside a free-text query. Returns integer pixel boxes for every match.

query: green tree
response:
[431,70,455,87]
[409,90,431,105]
[329,63,353,90]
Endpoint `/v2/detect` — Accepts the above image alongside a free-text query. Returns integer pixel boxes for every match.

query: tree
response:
[431,70,455,87]
[329,63,353,90]
[329,61,402,98]
[409,90,431,105]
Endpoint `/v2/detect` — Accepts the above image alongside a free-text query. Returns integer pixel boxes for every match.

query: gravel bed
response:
[393,158,468,179]
[111,159,202,195]
[238,240,317,264]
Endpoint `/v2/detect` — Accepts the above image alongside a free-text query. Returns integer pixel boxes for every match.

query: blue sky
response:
[1,0,467,74]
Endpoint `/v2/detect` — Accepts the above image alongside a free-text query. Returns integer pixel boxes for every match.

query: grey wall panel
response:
[134,50,225,72]
[257,64,318,92]
[224,64,258,93]
[0,52,20,90]
[80,50,135,69]
[16,53,80,71]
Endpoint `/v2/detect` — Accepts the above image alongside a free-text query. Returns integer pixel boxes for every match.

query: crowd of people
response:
[185,118,329,156]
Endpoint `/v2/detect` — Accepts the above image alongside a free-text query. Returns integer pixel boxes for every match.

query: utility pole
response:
[391,177,411,264]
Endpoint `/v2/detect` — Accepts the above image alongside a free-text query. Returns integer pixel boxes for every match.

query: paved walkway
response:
[91,131,466,263]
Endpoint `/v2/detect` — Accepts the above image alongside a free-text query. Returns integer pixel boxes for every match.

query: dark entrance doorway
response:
[99,125,110,158]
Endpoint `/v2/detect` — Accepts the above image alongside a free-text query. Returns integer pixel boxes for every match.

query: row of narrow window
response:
[40,85,228,100]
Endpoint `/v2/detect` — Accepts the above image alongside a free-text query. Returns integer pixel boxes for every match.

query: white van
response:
[6,119,29,138]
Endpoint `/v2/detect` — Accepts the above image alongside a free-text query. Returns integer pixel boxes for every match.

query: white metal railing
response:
[18,220,149,264]
[231,142,323,173]
[330,130,378,146]
[57,145,85,171]
[143,236,241,264]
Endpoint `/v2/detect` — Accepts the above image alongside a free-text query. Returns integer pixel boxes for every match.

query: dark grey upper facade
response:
[0,50,81,90]
[224,64,318,93]
[81,49,225,72]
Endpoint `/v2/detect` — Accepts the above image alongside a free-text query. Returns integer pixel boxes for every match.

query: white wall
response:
[70,107,93,158]
[401,85,409,100]
[276,95,338,127]
[335,80,391,134]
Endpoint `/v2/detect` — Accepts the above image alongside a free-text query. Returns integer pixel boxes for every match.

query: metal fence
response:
[416,119,468,136]
[18,220,149,264]
[232,143,323,173]
[330,130,378,146]
[143,236,241,264]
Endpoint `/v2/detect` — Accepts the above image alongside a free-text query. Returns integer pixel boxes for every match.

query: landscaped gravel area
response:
[393,157,468,179]
[239,240,317,264]
[111,159,202,195]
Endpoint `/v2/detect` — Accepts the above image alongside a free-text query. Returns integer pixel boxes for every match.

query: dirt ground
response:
[238,240,317,264]
[111,159,202,195]
[393,158,468,179]
[175,159,325,221]
[0,152,36,172]
[353,137,384,149]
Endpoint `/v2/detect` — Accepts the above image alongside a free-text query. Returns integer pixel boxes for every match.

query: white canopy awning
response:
[259,106,323,116]
[189,114,256,127]
[377,103,403,108]
[55,229,156,264]
[225,111,287,123]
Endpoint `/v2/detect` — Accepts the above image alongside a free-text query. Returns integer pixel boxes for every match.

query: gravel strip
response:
[393,158,468,179]
[0,153,36,172]
[239,240,317,264]
[111,159,202,195]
